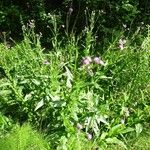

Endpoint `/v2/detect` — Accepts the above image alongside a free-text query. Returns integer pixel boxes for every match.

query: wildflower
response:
[86,133,92,140]
[93,57,106,66]
[93,57,100,64]
[82,56,92,66]
[43,60,50,65]
[77,123,83,130]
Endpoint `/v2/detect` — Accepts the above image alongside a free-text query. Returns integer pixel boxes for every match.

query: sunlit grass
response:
[0,124,51,150]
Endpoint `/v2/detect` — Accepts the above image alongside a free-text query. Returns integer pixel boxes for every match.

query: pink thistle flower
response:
[93,57,106,66]
[77,123,83,130]
[82,56,92,66]
[86,133,92,140]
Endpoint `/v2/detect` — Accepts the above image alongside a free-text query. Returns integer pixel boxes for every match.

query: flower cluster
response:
[82,56,92,66]
[82,56,106,67]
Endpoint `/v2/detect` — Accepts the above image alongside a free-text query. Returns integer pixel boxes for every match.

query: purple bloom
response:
[93,57,106,66]
[93,57,101,64]
[82,56,92,66]
[77,123,83,130]
[86,133,92,140]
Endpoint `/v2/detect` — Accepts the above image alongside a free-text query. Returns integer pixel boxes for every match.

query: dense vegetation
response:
[1,0,150,44]
[0,0,150,149]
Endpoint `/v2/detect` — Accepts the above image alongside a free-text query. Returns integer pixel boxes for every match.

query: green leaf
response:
[49,94,60,101]
[97,115,109,125]
[53,101,66,108]
[0,90,12,95]
[24,93,33,102]
[100,132,108,140]
[32,79,40,86]
[119,127,134,134]
[19,79,29,84]
[0,82,11,87]
[135,123,143,137]
[106,137,127,149]
[34,99,44,111]
[65,66,73,88]
[99,75,112,79]
[108,124,124,137]
[66,79,72,88]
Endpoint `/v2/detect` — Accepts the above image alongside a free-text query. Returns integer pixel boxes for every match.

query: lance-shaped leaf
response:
[65,66,73,88]
[34,99,44,111]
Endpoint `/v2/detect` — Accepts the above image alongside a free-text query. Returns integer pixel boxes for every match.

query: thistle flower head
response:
[82,56,92,66]
[93,57,106,66]
[77,123,83,130]
[86,133,92,140]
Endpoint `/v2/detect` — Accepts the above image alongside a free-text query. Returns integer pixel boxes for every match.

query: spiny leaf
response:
[34,99,44,111]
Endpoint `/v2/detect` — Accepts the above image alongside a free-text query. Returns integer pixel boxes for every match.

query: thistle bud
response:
[86,133,92,140]
[82,56,92,66]
[93,57,106,66]
[77,123,83,130]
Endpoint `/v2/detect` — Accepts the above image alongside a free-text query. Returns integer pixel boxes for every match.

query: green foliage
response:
[0,113,13,137]
[0,14,149,149]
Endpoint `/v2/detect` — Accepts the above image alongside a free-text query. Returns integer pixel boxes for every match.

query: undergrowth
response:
[0,124,50,150]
